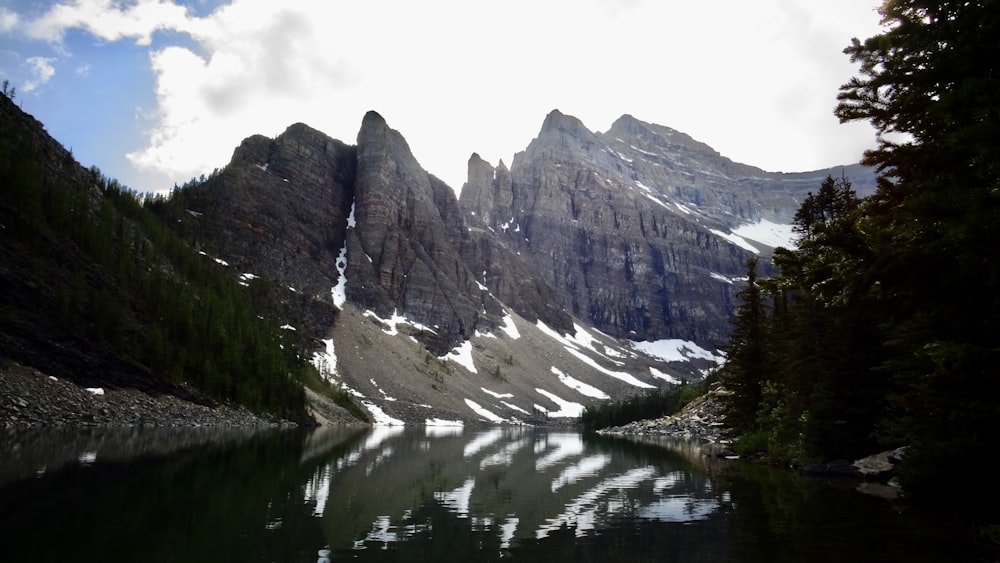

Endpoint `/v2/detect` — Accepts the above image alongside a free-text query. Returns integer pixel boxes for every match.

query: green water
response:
[0,425,982,562]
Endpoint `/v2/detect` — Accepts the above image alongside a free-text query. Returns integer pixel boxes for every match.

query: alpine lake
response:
[0,424,984,562]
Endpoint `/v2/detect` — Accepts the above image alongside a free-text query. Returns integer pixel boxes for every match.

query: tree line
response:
[718,0,1000,511]
[1,102,309,419]
[581,382,701,431]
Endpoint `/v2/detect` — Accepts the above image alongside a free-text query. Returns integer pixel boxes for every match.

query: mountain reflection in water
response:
[0,425,977,562]
[300,426,721,551]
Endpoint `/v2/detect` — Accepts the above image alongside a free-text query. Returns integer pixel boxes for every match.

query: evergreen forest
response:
[0,92,310,420]
[718,0,1000,512]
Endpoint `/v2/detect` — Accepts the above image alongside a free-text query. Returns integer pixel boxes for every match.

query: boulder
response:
[853,446,907,482]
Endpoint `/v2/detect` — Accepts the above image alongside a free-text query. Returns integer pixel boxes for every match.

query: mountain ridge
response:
[158,107,872,423]
[2,94,875,425]
[461,109,874,343]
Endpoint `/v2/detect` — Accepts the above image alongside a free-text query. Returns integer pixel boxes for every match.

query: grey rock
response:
[460,110,875,345]
[853,446,906,482]
[348,111,500,353]
[598,383,732,444]
[184,111,572,355]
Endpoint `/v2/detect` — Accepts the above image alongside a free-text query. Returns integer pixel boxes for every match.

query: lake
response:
[0,425,983,562]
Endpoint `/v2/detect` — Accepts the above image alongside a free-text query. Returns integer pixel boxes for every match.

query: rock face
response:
[179,112,572,355]
[348,111,574,351]
[347,111,498,352]
[1,93,882,425]
[184,108,875,354]
[192,123,356,296]
[144,108,877,423]
[167,122,357,337]
[180,108,875,357]
[459,110,876,343]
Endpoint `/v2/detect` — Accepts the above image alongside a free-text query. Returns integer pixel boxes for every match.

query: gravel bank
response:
[597,383,733,445]
[1,360,285,428]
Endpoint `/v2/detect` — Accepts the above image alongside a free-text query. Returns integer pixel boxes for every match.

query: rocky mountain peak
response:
[357,110,417,157]
[540,109,586,133]
[4,93,874,426]
[606,114,708,153]
[532,109,601,150]
[603,114,765,180]
[139,107,871,422]
[230,133,272,165]
[360,109,389,133]
[462,109,875,345]
[348,113,504,353]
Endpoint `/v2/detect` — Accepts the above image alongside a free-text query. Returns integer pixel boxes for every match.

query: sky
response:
[0,0,885,194]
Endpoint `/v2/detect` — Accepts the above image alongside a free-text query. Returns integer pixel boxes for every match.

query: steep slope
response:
[0,93,309,420]
[2,94,878,426]
[459,110,876,345]
[599,114,876,225]
[160,112,700,424]
[346,111,502,353]
[0,96,884,428]
[156,122,356,339]
[152,109,877,425]
[165,112,572,356]
[323,304,713,425]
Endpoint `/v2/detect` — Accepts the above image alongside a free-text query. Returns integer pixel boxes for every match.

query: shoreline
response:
[1,360,288,428]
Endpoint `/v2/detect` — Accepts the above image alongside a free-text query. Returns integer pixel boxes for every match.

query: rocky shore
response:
[597,383,733,446]
[1,360,284,428]
[597,383,907,496]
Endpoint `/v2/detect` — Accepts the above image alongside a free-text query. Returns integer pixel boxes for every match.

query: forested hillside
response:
[718,0,1000,512]
[0,90,309,421]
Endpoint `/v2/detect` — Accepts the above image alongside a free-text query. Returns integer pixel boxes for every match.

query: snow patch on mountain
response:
[311,338,338,381]
[709,228,760,253]
[710,272,734,284]
[331,243,348,308]
[535,320,653,388]
[502,401,531,415]
[631,339,725,365]
[536,321,624,365]
[363,310,437,336]
[534,389,585,418]
[500,313,521,339]
[465,398,504,423]
[552,367,610,400]
[564,347,655,389]
[732,218,797,249]
[441,340,477,374]
[649,367,682,384]
[482,387,513,399]
[363,400,405,426]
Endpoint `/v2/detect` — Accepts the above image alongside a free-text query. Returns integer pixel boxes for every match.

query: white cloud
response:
[26,0,200,45]
[123,1,359,180]
[17,0,884,191]
[23,56,55,92]
[0,8,19,33]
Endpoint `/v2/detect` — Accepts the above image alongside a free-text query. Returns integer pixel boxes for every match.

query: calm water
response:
[0,425,982,562]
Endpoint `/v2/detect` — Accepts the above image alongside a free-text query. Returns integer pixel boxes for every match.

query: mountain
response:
[1,85,876,425]
[460,110,875,344]
[147,109,874,425]
[0,93,311,421]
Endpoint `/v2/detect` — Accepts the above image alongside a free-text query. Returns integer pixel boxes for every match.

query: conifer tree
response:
[833,0,1000,499]
[719,256,769,436]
